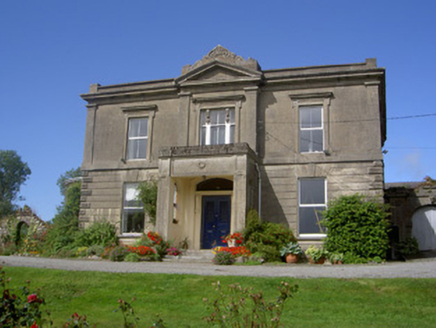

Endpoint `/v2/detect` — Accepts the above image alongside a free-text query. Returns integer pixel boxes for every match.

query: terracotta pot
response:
[308,257,325,264]
[285,254,299,263]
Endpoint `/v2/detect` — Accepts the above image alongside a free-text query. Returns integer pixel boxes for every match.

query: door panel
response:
[202,196,231,249]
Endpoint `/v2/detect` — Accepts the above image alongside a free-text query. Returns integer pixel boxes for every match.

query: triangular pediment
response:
[176,45,263,86]
[176,61,262,85]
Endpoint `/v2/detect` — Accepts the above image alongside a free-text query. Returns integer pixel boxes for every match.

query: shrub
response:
[396,237,419,258]
[137,181,158,226]
[135,231,170,261]
[322,194,390,260]
[213,251,235,265]
[109,246,130,262]
[75,221,118,248]
[124,253,140,262]
[86,244,105,257]
[243,210,296,262]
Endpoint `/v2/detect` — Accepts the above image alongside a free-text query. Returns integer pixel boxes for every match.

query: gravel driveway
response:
[2,255,436,278]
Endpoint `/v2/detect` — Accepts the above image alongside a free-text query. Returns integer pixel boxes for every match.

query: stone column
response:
[243,87,259,153]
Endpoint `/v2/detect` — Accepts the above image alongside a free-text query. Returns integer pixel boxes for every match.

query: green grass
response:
[2,266,436,327]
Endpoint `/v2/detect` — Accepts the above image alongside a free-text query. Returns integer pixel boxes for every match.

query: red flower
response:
[30,322,38,328]
[27,294,38,303]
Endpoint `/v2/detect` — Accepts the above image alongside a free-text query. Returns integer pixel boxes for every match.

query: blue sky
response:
[1,1,435,221]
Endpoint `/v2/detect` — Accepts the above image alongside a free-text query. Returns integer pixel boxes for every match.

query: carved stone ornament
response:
[182,45,260,74]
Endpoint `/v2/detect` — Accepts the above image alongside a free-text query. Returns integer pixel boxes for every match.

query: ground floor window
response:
[299,178,326,234]
[122,183,144,233]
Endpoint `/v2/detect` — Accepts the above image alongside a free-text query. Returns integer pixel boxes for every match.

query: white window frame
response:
[121,183,144,235]
[298,178,327,238]
[122,105,156,163]
[299,105,324,153]
[126,117,149,160]
[200,108,235,146]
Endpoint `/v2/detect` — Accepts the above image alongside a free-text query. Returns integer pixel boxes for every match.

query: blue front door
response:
[202,196,231,249]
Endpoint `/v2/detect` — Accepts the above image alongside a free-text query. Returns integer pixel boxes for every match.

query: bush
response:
[396,237,419,258]
[124,252,140,262]
[109,246,130,262]
[322,195,390,260]
[243,210,296,262]
[86,244,105,257]
[213,251,235,265]
[75,221,118,248]
[135,231,170,261]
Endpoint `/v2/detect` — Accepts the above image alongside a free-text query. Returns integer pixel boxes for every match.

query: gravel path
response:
[2,256,436,278]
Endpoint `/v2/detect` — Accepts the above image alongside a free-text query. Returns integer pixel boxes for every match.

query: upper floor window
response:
[200,108,235,145]
[126,117,148,160]
[299,178,327,235]
[299,106,323,153]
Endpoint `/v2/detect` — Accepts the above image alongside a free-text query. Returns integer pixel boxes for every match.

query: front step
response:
[163,250,214,263]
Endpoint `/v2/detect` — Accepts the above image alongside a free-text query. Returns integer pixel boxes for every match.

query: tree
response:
[0,150,31,217]
[57,167,81,196]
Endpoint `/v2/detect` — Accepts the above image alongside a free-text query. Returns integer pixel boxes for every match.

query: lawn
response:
[2,266,436,327]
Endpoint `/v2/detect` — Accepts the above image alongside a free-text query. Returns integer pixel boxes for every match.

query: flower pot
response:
[285,254,299,263]
[227,239,236,247]
[308,257,325,264]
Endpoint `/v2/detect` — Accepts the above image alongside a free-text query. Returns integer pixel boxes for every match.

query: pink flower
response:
[27,294,38,303]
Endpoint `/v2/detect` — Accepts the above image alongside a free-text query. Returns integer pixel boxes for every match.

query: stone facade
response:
[385,178,436,250]
[80,46,386,249]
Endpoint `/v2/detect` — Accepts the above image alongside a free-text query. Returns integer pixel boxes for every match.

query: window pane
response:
[300,128,323,152]
[128,118,148,137]
[299,207,326,233]
[124,184,143,207]
[123,209,145,233]
[300,178,325,204]
[300,106,322,128]
[127,138,147,160]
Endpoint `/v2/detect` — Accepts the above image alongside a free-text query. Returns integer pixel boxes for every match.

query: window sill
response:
[119,233,143,238]
[298,234,326,240]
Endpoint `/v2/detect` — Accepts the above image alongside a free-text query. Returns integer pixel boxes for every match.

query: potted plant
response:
[329,252,344,265]
[280,242,303,263]
[222,232,244,247]
[305,245,328,264]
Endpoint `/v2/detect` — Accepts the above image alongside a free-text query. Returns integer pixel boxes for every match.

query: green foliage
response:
[137,181,158,226]
[109,246,130,262]
[212,251,236,265]
[322,194,390,259]
[124,252,140,262]
[203,281,298,327]
[243,210,296,262]
[0,267,51,327]
[280,242,303,257]
[45,181,82,255]
[305,245,328,263]
[396,237,419,258]
[115,298,140,328]
[0,150,31,217]
[135,231,170,261]
[75,221,118,248]
[56,167,81,196]
[86,244,105,257]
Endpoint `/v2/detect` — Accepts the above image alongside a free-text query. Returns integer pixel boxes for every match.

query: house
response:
[79,46,386,249]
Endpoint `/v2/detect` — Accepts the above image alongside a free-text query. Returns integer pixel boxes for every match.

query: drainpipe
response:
[255,163,262,222]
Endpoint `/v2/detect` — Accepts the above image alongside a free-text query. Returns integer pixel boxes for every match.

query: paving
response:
[1,255,436,278]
